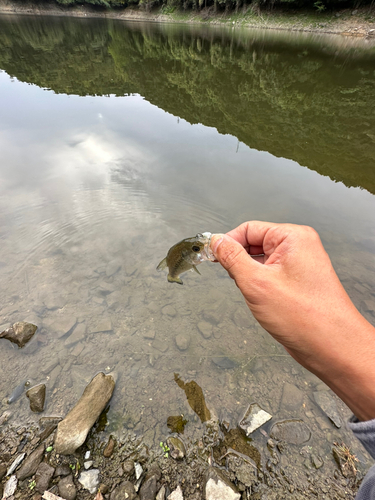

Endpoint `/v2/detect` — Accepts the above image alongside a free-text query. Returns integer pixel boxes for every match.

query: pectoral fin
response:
[168,274,183,285]
[193,265,201,275]
[157,258,167,271]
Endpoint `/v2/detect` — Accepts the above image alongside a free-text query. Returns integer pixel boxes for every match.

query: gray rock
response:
[44,295,66,310]
[197,321,212,339]
[17,444,45,480]
[41,358,60,375]
[7,453,26,476]
[205,468,240,500]
[88,318,113,334]
[167,485,184,500]
[54,464,71,477]
[233,308,250,329]
[26,383,46,413]
[110,481,138,500]
[152,339,169,353]
[50,317,77,339]
[78,469,100,494]
[162,305,177,317]
[0,322,37,348]
[167,437,186,460]
[106,260,122,277]
[212,356,237,370]
[0,463,7,480]
[65,323,86,347]
[280,383,304,411]
[270,419,311,444]
[313,391,342,428]
[54,372,116,454]
[35,462,55,493]
[139,465,161,500]
[239,403,272,436]
[143,330,156,340]
[175,334,190,351]
[229,458,257,487]
[311,454,324,469]
[58,474,77,500]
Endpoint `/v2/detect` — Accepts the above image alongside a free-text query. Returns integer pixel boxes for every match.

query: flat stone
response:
[167,437,186,460]
[239,403,272,436]
[212,356,237,370]
[280,383,304,411]
[0,322,37,348]
[65,323,86,347]
[7,453,26,476]
[17,444,45,480]
[311,454,324,469]
[78,469,100,494]
[88,318,113,334]
[143,330,155,340]
[197,321,212,339]
[270,419,311,444]
[54,372,115,454]
[167,485,184,500]
[313,391,342,428]
[58,474,77,500]
[3,475,18,498]
[35,462,55,493]
[110,481,138,500]
[50,317,77,339]
[26,384,46,413]
[152,339,169,353]
[106,260,122,277]
[156,485,166,500]
[162,305,177,317]
[44,296,66,310]
[205,468,240,500]
[175,334,190,351]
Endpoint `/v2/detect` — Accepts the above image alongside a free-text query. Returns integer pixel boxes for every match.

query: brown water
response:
[0,14,374,472]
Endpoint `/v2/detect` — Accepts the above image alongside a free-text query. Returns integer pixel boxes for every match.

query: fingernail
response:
[210,233,225,254]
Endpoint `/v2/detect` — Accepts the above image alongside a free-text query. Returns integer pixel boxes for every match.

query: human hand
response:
[210,222,375,420]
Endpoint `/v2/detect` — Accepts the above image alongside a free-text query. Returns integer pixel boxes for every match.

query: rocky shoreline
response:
[0,0,374,38]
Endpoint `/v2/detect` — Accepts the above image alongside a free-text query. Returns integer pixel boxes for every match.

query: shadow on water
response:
[0,15,374,193]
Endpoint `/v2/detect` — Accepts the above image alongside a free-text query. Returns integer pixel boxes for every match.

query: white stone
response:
[135,461,143,480]
[78,469,100,494]
[239,403,272,435]
[156,485,166,500]
[3,475,18,498]
[84,451,91,460]
[206,477,240,500]
[167,485,184,500]
[84,460,93,469]
[7,453,25,476]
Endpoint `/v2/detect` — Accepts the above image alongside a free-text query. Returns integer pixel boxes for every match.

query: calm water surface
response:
[0,15,375,471]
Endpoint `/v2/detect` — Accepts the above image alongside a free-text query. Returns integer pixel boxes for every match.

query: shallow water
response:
[0,15,375,471]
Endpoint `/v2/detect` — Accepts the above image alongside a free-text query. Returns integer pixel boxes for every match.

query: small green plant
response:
[69,463,75,470]
[160,441,170,458]
[46,446,53,452]
[314,0,326,12]
[29,480,36,490]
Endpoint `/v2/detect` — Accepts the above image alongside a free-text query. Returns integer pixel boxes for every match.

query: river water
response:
[0,14,374,475]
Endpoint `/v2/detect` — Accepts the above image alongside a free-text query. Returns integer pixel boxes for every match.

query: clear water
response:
[0,15,374,471]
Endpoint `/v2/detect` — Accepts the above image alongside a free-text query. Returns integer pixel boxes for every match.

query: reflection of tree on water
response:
[0,16,374,193]
[174,373,211,423]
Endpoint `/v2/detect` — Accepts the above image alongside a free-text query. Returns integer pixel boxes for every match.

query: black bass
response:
[157,232,215,285]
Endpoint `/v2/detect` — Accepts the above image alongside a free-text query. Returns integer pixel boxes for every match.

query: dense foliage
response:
[0,16,374,193]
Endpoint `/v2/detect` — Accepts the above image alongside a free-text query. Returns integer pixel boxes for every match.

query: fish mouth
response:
[199,232,215,261]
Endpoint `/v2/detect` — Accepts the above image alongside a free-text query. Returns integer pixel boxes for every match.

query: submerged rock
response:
[280,383,304,411]
[313,390,342,428]
[270,419,311,444]
[0,322,37,347]
[26,383,46,413]
[205,468,240,500]
[17,444,45,480]
[239,403,272,436]
[167,437,186,460]
[54,372,115,454]
[175,334,190,351]
[212,356,237,370]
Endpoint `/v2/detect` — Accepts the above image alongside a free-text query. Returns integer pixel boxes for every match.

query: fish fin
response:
[157,258,167,271]
[193,265,201,275]
[168,274,183,285]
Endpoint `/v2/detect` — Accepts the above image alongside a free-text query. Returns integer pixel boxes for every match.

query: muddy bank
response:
[0,0,374,37]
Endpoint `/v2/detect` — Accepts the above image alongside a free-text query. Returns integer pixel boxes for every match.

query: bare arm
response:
[211,222,375,421]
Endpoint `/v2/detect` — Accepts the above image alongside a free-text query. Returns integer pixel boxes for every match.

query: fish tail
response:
[167,274,183,285]
[157,258,167,271]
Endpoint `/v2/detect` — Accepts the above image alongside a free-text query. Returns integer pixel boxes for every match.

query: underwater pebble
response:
[239,403,272,436]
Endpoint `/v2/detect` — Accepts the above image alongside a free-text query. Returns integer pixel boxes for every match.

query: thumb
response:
[210,234,257,281]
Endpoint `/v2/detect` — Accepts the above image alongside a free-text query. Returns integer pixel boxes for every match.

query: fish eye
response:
[192,245,201,252]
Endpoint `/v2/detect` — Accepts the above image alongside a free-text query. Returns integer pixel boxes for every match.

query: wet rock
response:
[103,436,116,458]
[17,444,45,480]
[0,322,37,347]
[175,334,190,351]
[41,358,60,375]
[48,365,62,389]
[35,462,55,493]
[58,474,76,500]
[50,317,77,339]
[26,384,46,413]
[313,391,342,428]
[139,465,161,500]
[78,469,100,494]
[54,464,71,477]
[156,485,165,500]
[162,305,176,317]
[270,419,311,444]
[197,321,212,339]
[167,485,183,500]
[174,374,211,423]
[106,259,122,277]
[7,453,26,476]
[239,403,272,436]
[233,308,251,329]
[54,372,115,454]
[39,416,62,441]
[311,454,324,469]
[3,475,18,498]
[228,457,257,487]
[0,463,7,480]
[212,356,237,370]
[167,416,188,434]
[280,383,303,411]
[205,468,240,500]
[88,318,113,334]
[44,295,66,310]
[167,437,186,460]
[110,481,138,500]
[64,324,86,347]
[152,339,169,353]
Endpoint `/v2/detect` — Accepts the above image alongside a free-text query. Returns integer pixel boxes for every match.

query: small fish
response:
[8,380,31,404]
[157,232,215,285]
